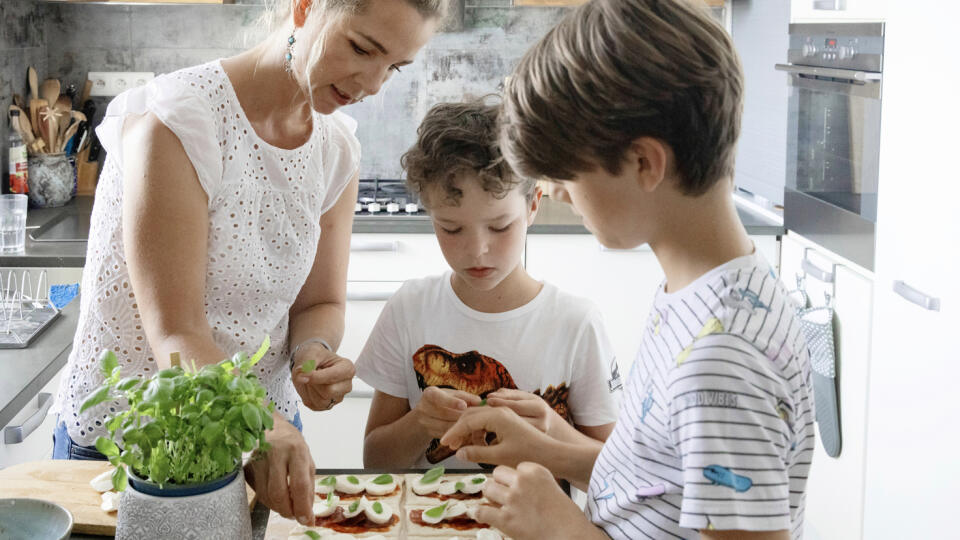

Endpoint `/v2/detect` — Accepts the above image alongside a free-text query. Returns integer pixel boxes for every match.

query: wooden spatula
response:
[40,79,61,109]
[27,66,38,101]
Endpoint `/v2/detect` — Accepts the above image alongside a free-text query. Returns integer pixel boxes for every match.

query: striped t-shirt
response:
[586,252,814,539]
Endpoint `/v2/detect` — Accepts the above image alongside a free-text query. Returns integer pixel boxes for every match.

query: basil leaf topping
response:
[348,500,360,513]
[421,466,445,484]
[347,475,360,484]
[455,481,465,492]
[372,473,393,485]
[304,531,321,540]
[372,501,383,514]
[319,475,336,487]
[424,502,448,519]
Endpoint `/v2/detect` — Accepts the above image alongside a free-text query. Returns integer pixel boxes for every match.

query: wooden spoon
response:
[27,67,38,101]
[55,95,72,142]
[79,79,92,104]
[16,108,35,145]
[28,98,47,139]
[59,121,81,153]
[40,79,61,109]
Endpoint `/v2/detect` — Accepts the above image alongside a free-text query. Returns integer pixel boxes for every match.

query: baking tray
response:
[0,297,61,348]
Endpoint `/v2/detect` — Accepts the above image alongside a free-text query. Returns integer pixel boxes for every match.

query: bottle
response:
[7,110,28,194]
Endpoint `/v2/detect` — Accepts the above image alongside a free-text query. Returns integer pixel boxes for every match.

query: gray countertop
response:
[0,300,77,431]
[0,195,784,268]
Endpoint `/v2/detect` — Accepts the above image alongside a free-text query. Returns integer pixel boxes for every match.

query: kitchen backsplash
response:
[38,1,568,180]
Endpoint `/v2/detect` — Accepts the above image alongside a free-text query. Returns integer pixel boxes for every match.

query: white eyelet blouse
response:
[53,60,361,446]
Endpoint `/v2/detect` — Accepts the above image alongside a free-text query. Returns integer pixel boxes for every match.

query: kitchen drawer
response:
[0,367,64,469]
[348,234,448,282]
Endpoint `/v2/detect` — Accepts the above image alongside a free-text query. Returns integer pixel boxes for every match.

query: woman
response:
[51,0,443,525]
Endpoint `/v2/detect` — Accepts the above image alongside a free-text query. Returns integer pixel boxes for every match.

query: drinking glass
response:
[0,194,28,254]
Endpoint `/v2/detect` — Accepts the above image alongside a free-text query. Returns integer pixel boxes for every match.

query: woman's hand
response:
[243,411,316,525]
[477,463,604,540]
[440,405,551,468]
[412,386,482,439]
[291,342,355,411]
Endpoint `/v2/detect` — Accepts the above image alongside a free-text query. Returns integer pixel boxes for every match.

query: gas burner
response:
[355,178,426,218]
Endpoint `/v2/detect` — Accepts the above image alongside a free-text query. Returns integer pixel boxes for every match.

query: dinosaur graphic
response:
[702,465,753,493]
[412,345,571,463]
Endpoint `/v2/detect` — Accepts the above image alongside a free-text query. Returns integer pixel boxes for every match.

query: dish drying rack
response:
[0,269,60,349]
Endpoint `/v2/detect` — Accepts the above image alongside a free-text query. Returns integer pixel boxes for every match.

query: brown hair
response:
[500,0,744,196]
[402,100,535,208]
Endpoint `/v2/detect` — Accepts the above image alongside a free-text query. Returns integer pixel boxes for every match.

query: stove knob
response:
[386,202,400,213]
[405,203,419,214]
[355,202,362,213]
[367,202,382,213]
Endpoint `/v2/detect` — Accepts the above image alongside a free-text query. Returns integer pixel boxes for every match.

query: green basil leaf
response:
[455,481,465,492]
[472,476,485,484]
[371,473,393,485]
[479,398,487,406]
[111,466,127,492]
[250,336,270,367]
[116,376,140,391]
[346,475,360,485]
[372,501,383,514]
[424,502,448,518]
[319,475,336,487]
[201,421,222,444]
[421,466,444,484]
[348,500,360,513]
[99,350,118,377]
[304,531,321,540]
[80,386,111,414]
[241,403,262,433]
[301,358,316,374]
[95,437,120,458]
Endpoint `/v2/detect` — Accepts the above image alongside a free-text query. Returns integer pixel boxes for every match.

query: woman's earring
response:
[284,33,296,73]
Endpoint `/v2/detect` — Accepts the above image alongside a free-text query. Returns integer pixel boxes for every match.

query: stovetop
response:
[355,178,427,218]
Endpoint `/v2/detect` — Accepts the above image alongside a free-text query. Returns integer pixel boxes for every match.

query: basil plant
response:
[80,337,275,491]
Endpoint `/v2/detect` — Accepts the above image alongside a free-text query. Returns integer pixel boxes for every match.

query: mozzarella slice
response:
[90,469,114,493]
[363,499,393,525]
[100,491,120,513]
[413,475,444,495]
[315,475,337,495]
[364,474,397,496]
[335,475,365,495]
[459,474,487,494]
[444,502,468,520]
[343,496,366,519]
[476,530,503,540]
[421,502,448,525]
[437,480,460,496]
[313,493,340,518]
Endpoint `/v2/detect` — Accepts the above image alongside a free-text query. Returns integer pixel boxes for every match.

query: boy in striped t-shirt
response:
[439,0,815,539]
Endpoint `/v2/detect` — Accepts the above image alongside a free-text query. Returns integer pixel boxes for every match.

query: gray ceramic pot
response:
[114,467,252,540]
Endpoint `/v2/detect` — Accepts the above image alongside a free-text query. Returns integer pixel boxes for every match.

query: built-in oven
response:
[777,22,884,270]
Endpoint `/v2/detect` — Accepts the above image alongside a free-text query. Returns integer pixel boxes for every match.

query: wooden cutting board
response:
[0,460,256,536]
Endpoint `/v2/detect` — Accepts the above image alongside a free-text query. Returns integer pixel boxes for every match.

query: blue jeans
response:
[52,411,304,460]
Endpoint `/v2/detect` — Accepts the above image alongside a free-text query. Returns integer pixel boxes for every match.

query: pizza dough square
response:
[404,503,498,538]
[314,473,404,506]
[403,473,489,507]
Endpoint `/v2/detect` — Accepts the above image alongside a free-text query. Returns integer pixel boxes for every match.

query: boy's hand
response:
[440,406,551,467]
[292,344,355,411]
[477,462,600,540]
[485,389,571,440]
[413,386,482,439]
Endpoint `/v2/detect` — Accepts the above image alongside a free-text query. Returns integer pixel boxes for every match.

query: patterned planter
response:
[115,467,252,540]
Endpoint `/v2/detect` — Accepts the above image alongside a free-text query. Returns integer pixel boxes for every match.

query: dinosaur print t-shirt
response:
[586,251,814,539]
[356,272,621,469]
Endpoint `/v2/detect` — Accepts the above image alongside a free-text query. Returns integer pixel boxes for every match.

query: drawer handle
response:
[346,290,395,302]
[4,392,53,444]
[600,244,651,252]
[350,240,399,253]
[893,280,941,312]
[802,256,835,284]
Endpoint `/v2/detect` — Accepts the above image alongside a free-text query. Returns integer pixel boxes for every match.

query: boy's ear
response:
[627,137,671,193]
[526,185,543,226]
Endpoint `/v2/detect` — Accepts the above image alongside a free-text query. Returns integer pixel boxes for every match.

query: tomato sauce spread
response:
[409,509,490,530]
[314,508,398,533]
[316,485,401,500]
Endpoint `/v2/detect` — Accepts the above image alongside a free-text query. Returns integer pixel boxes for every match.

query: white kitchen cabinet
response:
[301,396,373,469]
[779,233,873,540]
[0,366,63,469]
[861,2,960,537]
[525,234,779,378]
[791,0,886,22]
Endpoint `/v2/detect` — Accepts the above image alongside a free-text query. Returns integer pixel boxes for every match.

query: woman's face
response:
[294,0,438,114]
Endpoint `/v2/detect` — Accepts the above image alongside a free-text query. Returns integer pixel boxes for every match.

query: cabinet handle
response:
[346,289,396,302]
[600,244,652,252]
[802,256,835,283]
[893,280,941,312]
[350,240,399,253]
[4,392,53,444]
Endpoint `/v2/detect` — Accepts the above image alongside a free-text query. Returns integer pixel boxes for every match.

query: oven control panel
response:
[788,22,884,72]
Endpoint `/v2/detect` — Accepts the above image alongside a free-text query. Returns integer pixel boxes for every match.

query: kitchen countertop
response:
[0,300,78,431]
[0,195,784,268]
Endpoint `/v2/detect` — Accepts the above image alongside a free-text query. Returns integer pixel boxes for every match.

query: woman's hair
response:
[402,99,535,209]
[500,0,744,196]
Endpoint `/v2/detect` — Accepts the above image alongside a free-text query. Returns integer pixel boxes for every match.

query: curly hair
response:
[402,100,535,209]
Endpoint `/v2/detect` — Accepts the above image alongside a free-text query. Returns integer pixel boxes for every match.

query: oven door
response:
[777,63,882,270]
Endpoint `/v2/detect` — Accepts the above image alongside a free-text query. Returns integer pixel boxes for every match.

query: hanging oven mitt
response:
[797,305,842,458]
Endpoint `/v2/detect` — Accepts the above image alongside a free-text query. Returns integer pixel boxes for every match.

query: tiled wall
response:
[41,1,568,180]
[1,0,46,192]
